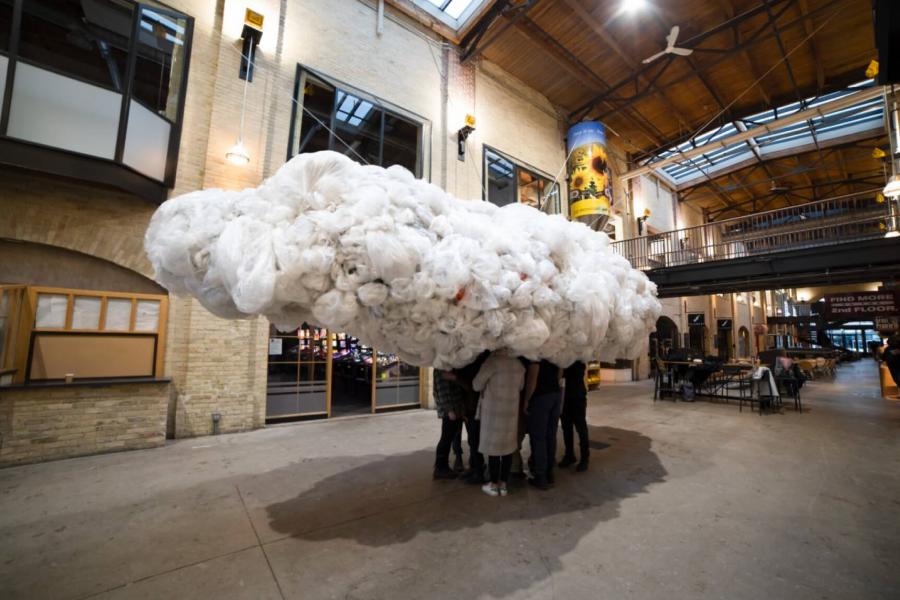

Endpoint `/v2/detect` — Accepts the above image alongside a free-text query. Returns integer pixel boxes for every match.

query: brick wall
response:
[0,0,585,447]
[0,383,170,467]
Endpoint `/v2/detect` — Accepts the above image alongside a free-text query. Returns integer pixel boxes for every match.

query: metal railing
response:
[612,191,898,271]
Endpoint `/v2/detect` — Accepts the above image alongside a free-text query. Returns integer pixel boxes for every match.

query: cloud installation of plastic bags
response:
[145,151,661,369]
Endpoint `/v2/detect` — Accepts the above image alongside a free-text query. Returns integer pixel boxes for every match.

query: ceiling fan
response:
[642,26,693,64]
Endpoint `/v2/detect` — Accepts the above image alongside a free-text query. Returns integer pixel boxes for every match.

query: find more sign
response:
[823,291,900,320]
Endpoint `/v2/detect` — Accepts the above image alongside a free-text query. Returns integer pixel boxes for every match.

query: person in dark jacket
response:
[559,361,590,472]
[884,335,900,398]
[523,359,563,490]
[456,351,491,484]
[432,369,465,479]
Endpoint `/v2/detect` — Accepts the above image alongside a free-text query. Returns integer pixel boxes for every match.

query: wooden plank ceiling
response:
[461,0,885,218]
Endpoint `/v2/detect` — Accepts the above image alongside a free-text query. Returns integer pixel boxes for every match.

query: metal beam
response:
[619,85,884,183]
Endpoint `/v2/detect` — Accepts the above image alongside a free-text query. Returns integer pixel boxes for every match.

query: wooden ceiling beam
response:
[714,0,770,105]
[507,16,667,148]
[558,0,692,133]
[797,0,826,92]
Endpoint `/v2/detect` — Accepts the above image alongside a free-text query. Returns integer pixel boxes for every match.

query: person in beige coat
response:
[473,350,526,496]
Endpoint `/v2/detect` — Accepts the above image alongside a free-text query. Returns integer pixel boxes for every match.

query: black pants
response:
[453,428,463,458]
[528,392,562,482]
[561,394,589,460]
[488,454,512,484]
[434,416,463,470]
[465,416,484,473]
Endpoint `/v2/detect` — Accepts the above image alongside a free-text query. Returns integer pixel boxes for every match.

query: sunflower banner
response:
[567,122,613,229]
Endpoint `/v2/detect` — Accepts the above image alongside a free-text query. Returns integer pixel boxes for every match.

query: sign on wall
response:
[688,313,705,325]
[823,291,900,319]
[717,319,733,329]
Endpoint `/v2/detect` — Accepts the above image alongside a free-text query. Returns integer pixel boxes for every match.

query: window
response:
[483,147,560,213]
[289,69,423,176]
[18,0,133,91]
[132,5,188,120]
[0,285,168,383]
[0,0,193,195]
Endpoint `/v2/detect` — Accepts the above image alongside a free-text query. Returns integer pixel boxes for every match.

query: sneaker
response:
[482,483,500,497]
[558,455,577,468]
[498,483,509,497]
[433,468,457,480]
[453,455,465,472]
[576,459,589,472]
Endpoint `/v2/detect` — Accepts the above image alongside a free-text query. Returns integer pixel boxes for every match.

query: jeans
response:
[434,416,463,470]
[561,394,589,460]
[488,454,512,484]
[527,392,562,482]
[453,427,463,459]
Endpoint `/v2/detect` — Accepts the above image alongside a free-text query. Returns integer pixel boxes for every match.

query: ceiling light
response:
[884,175,900,198]
[622,0,647,13]
[226,140,250,165]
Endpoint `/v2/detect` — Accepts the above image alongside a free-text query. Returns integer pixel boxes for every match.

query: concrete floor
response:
[1,361,899,600]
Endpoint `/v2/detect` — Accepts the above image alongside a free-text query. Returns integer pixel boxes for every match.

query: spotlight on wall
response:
[457,114,476,161]
[636,207,651,235]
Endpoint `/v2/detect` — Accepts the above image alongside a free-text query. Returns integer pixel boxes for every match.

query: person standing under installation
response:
[432,369,466,479]
[472,350,526,497]
[524,359,563,490]
[456,351,491,484]
[883,335,900,399]
[559,360,590,472]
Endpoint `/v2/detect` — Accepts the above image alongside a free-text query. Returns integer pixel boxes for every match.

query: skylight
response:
[413,0,488,29]
[647,82,884,189]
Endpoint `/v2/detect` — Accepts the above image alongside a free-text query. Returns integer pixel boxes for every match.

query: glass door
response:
[373,351,421,411]
[266,324,330,420]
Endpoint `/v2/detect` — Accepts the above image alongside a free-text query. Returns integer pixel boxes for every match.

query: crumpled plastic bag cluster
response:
[145,150,661,369]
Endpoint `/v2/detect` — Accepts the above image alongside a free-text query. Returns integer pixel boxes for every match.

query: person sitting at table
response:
[773,349,805,396]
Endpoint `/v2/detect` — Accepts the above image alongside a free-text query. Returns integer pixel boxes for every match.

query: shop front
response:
[266,324,424,421]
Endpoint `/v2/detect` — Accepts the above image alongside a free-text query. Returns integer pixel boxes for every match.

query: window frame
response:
[0,0,194,201]
[482,145,561,214]
[287,64,431,180]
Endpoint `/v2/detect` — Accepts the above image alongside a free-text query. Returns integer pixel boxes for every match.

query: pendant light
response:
[227,36,254,166]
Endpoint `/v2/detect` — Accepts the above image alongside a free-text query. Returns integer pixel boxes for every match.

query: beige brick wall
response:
[0,0,587,442]
[0,383,170,467]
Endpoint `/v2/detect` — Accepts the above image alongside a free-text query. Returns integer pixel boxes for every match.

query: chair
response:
[814,357,827,377]
[797,359,816,380]
[653,358,676,401]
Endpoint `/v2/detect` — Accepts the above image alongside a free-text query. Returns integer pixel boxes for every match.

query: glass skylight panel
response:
[653,81,881,185]
[444,0,476,18]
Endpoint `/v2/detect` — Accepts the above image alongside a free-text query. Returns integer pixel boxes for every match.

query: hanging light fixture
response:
[227,10,264,167]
